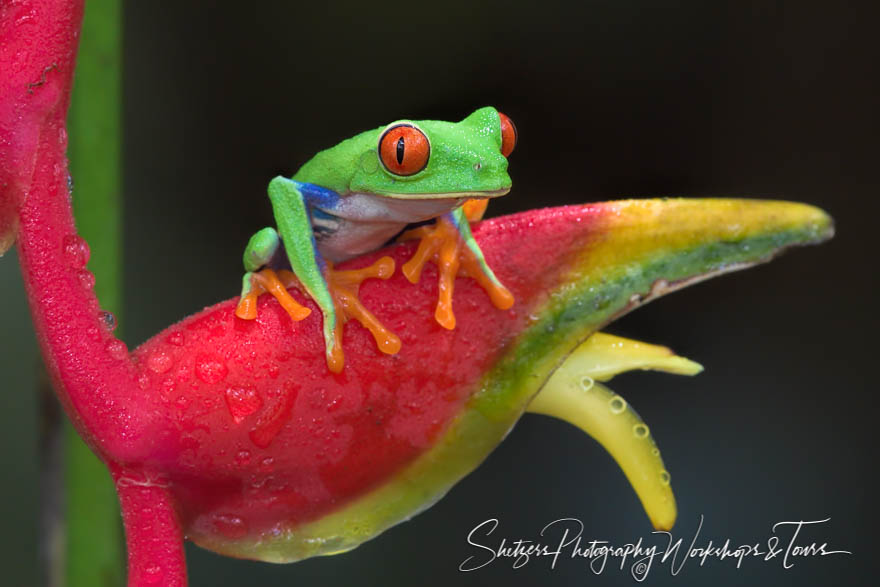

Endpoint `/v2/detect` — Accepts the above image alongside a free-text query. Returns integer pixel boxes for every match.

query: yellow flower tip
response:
[576,332,703,381]
[525,331,704,529]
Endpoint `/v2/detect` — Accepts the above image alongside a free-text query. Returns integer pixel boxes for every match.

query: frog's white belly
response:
[313,193,467,263]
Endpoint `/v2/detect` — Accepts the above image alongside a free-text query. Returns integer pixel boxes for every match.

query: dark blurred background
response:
[2,0,878,585]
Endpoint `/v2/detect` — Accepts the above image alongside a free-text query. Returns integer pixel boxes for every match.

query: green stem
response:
[65,0,124,585]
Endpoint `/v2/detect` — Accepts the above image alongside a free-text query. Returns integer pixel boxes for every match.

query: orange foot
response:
[323,256,401,373]
[234,261,401,374]
[235,268,311,322]
[400,212,514,330]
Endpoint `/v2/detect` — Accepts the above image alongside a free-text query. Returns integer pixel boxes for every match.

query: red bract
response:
[1,2,834,586]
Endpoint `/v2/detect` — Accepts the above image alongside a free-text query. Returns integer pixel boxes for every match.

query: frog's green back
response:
[292,107,511,197]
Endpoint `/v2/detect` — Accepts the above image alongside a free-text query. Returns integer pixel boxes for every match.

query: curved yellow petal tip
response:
[526,332,707,530]
[577,332,703,380]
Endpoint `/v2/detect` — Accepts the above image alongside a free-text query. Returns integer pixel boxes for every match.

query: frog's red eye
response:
[498,112,517,157]
[378,124,430,176]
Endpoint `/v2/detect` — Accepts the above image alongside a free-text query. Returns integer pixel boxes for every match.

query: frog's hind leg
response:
[461,198,488,222]
[400,205,513,330]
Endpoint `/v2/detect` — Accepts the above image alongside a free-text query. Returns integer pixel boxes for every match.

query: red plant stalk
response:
[2,1,186,584]
[1,2,833,586]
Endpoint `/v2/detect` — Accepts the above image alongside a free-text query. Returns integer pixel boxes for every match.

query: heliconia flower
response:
[0,2,834,586]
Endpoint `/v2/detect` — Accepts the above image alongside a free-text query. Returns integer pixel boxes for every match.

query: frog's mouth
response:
[377,187,510,200]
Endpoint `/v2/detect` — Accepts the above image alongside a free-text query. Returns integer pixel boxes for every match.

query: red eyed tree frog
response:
[235,107,518,372]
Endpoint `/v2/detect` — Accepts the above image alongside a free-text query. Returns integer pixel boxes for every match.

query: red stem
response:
[2,0,152,461]
[112,465,188,587]
[1,2,186,585]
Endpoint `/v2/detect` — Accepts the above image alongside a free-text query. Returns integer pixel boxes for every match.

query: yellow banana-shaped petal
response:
[527,332,702,530]
[564,332,703,381]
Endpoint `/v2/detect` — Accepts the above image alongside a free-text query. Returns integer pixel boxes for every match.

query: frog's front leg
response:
[264,176,400,372]
[236,227,312,322]
[400,203,514,329]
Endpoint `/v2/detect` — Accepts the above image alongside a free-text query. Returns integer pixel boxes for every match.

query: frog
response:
[235,106,518,373]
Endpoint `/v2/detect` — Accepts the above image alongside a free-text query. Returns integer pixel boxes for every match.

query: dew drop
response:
[62,234,89,268]
[86,326,101,342]
[608,395,627,414]
[143,565,163,584]
[105,339,128,360]
[77,269,95,289]
[138,373,150,390]
[195,355,228,384]
[579,376,594,391]
[99,310,117,331]
[166,331,184,346]
[161,378,176,396]
[211,513,248,539]
[659,470,671,486]
[633,423,650,438]
[266,363,279,378]
[224,386,263,424]
[147,351,173,374]
[250,476,270,490]
[235,450,251,464]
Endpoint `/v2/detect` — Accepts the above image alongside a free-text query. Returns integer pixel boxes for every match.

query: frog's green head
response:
[293,107,516,199]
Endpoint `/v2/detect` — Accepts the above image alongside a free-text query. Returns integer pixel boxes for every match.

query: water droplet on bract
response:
[224,387,263,424]
[633,423,649,438]
[143,565,163,584]
[105,339,128,360]
[62,234,90,268]
[77,269,95,289]
[161,378,176,396]
[147,351,172,374]
[579,376,594,391]
[196,355,228,384]
[235,450,251,464]
[99,310,117,331]
[609,395,627,414]
[659,470,671,486]
[166,331,184,346]
[211,514,248,539]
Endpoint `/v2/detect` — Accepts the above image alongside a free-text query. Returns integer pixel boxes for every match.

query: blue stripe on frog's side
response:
[295,181,343,263]
[295,181,342,211]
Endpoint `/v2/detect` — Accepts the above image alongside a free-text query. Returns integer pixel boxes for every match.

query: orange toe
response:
[326,256,402,371]
[400,215,513,329]
[237,268,311,323]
